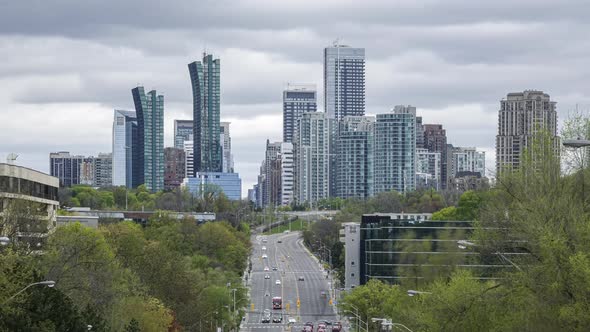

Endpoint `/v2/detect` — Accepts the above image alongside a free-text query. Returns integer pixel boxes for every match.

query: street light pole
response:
[3,281,56,305]
[457,240,522,271]
[563,139,590,208]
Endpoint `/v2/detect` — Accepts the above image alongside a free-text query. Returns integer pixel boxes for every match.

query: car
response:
[318,322,327,329]
[298,276,305,281]
[264,266,270,271]
[272,313,283,323]
[262,246,267,251]
[262,254,268,259]
[272,266,278,271]
[277,240,282,243]
[265,292,270,297]
[275,279,281,285]
[262,238,268,243]
[261,309,271,323]
[320,291,327,298]
[288,317,297,324]
[264,274,270,279]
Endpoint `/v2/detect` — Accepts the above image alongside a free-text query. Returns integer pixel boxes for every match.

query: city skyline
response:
[2,1,590,196]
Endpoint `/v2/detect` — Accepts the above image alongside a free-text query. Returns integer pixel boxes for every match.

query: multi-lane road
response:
[241,231,338,331]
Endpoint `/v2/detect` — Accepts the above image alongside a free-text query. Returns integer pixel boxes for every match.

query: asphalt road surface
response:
[241,231,338,332]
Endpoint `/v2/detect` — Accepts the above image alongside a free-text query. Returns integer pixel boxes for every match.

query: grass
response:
[264,219,309,235]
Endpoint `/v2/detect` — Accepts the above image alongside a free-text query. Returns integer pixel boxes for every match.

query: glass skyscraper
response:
[189,54,222,174]
[374,106,417,194]
[132,86,164,192]
[337,116,375,199]
[324,44,365,120]
[112,110,139,188]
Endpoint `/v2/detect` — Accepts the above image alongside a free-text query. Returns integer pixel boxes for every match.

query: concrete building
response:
[259,141,294,207]
[174,120,193,150]
[423,124,448,189]
[283,84,317,143]
[374,106,416,194]
[340,222,361,289]
[496,90,559,175]
[324,43,365,120]
[183,138,194,178]
[449,147,486,178]
[49,152,85,187]
[0,163,59,245]
[182,172,242,201]
[132,86,165,192]
[93,153,113,188]
[164,148,186,191]
[189,54,222,174]
[416,148,441,190]
[449,171,490,192]
[294,112,332,205]
[112,110,138,188]
[220,122,234,173]
[337,116,375,199]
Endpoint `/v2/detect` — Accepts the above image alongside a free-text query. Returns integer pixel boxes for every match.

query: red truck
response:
[272,296,282,309]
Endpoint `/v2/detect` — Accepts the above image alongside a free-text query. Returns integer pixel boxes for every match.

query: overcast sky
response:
[1,0,589,197]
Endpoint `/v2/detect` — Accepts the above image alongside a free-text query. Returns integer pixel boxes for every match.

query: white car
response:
[264,266,270,271]
[262,254,268,259]
[264,274,270,279]
[262,246,267,251]
[275,280,281,285]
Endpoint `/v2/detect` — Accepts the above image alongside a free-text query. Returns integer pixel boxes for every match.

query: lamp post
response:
[457,240,522,271]
[406,290,432,297]
[563,139,590,208]
[345,304,368,332]
[3,281,56,305]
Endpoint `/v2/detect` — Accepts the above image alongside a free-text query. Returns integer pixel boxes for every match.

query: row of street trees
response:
[0,210,251,331]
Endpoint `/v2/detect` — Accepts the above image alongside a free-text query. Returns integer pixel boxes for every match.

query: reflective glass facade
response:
[374,106,416,194]
[189,54,222,174]
[132,87,164,192]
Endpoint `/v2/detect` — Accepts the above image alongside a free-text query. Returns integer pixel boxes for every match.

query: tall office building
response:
[496,90,559,175]
[416,116,424,149]
[132,86,165,192]
[189,53,222,174]
[294,112,332,204]
[112,110,139,188]
[416,148,441,190]
[324,43,365,120]
[183,138,194,178]
[337,116,375,199]
[424,124,448,189]
[174,120,193,150]
[49,152,85,187]
[220,122,234,173]
[94,153,113,188]
[374,106,417,194]
[164,148,186,191]
[283,84,317,143]
[259,141,294,207]
[449,147,486,178]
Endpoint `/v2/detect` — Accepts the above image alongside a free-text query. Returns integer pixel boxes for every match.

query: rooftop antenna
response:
[7,153,18,164]
[333,37,341,47]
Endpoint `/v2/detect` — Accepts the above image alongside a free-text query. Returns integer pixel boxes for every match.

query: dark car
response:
[298,276,305,281]
[272,266,278,271]
[272,313,283,323]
